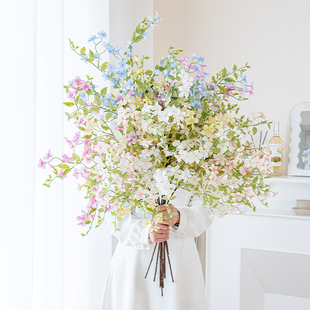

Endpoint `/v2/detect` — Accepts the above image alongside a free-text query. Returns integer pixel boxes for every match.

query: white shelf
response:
[233,208,310,220]
[264,175,310,184]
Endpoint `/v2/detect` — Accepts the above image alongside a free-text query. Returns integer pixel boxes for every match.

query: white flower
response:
[141,104,152,114]
[151,102,162,115]
[158,107,173,123]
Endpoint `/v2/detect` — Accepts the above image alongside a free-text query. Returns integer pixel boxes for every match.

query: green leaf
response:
[133,35,143,43]
[94,94,101,106]
[63,102,74,107]
[89,106,100,113]
[126,123,134,133]
[83,134,92,139]
[85,220,91,224]
[135,80,145,91]
[78,126,85,131]
[88,49,94,62]
[101,87,108,96]
[105,112,113,121]
[101,62,108,71]
[72,153,80,161]
[144,56,150,60]
[145,70,153,76]
[224,77,234,83]
[58,164,70,170]
[252,127,258,135]
[233,64,237,71]
[80,47,86,54]
[89,208,96,214]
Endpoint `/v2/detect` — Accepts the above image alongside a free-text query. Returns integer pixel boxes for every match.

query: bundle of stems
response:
[144,198,174,296]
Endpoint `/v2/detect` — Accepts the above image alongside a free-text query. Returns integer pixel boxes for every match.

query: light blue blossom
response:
[94,52,101,60]
[191,54,205,65]
[78,90,87,101]
[240,74,247,84]
[153,12,162,22]
[97,30,107,39]
[80,55,88,63]
[88,35,98,42]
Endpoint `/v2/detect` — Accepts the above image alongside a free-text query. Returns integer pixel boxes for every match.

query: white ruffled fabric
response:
[100,188,212,310]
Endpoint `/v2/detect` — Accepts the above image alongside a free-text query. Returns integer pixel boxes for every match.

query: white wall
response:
[154,0,310,175]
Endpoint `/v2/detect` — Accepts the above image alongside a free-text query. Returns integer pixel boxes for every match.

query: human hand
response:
[158,203,180,226]
[149,222,170,243]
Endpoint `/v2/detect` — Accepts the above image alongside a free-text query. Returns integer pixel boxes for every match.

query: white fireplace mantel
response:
[205,211,310,310]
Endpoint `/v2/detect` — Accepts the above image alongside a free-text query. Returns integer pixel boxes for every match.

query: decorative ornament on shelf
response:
[38,12,276,294]
[288,102,310,176]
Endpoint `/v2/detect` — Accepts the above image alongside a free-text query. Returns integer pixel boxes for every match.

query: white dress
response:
[100,188,212,310]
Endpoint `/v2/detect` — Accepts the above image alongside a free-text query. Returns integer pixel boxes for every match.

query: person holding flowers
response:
[39,11,275,310]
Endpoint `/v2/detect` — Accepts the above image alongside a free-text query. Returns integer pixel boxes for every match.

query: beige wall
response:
[154,0,310,174]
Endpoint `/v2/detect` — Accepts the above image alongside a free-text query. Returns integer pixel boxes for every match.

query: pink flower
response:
[73,132,81,144]
[77,209,93,226]
[71,83,80,90]
[273,191,279,198]
[73,169,80,179]
[80,82,92,90]
[179,57,188,63]
[116,94,122,101]
[62,154,74,163]
[58,170,67,179]
[126,132,137,145]
[81,167,91,179]
[38,158,46,169]
[65,137,75,149]
[43,149,53,160]
[67,90,75,99]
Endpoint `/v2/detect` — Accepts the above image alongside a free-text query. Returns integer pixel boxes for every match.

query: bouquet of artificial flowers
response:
[39,13,274,237]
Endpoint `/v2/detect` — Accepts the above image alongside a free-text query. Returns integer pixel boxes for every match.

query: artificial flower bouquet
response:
[39,13,275,237]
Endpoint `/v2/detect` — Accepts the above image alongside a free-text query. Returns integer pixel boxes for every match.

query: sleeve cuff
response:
[141,223,152,250]
[170,206,187,236]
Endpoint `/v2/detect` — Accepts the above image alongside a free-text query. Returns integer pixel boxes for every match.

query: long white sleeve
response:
[106,211,152,250]
[171,195,212,238]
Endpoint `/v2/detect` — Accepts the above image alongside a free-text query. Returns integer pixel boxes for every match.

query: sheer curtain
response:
[1,1,111,309]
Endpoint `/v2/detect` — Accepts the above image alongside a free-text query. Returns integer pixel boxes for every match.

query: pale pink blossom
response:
[38,158,46,169]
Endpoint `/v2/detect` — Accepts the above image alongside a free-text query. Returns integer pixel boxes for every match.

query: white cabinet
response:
[205,177,310,310]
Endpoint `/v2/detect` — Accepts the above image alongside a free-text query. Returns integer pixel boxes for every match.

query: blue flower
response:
[240,74,247,84]
[115,70,127,80]
[102,71,110,81]
[94,52,101,60]
[141,29,148,39]
[110,79,119,87]
[113,45,122,54]
[88,35,98,42]
[78,90,87,101]
[80,55,88,63]
[153,12,162,22]
[191,54,205,65]
[97,30,107,39]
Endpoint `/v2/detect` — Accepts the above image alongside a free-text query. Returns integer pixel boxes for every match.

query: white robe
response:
[100,188,212,310]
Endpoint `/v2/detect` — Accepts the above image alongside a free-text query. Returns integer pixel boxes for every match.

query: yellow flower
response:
[77,183,83,191]
[118,206,132,218]
[142,219,151,229]
[154,212,163,225]
[203,124,215,136]
[225,113,235,124]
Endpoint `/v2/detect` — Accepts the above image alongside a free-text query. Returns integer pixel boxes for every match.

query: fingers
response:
[149,223,170,243]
